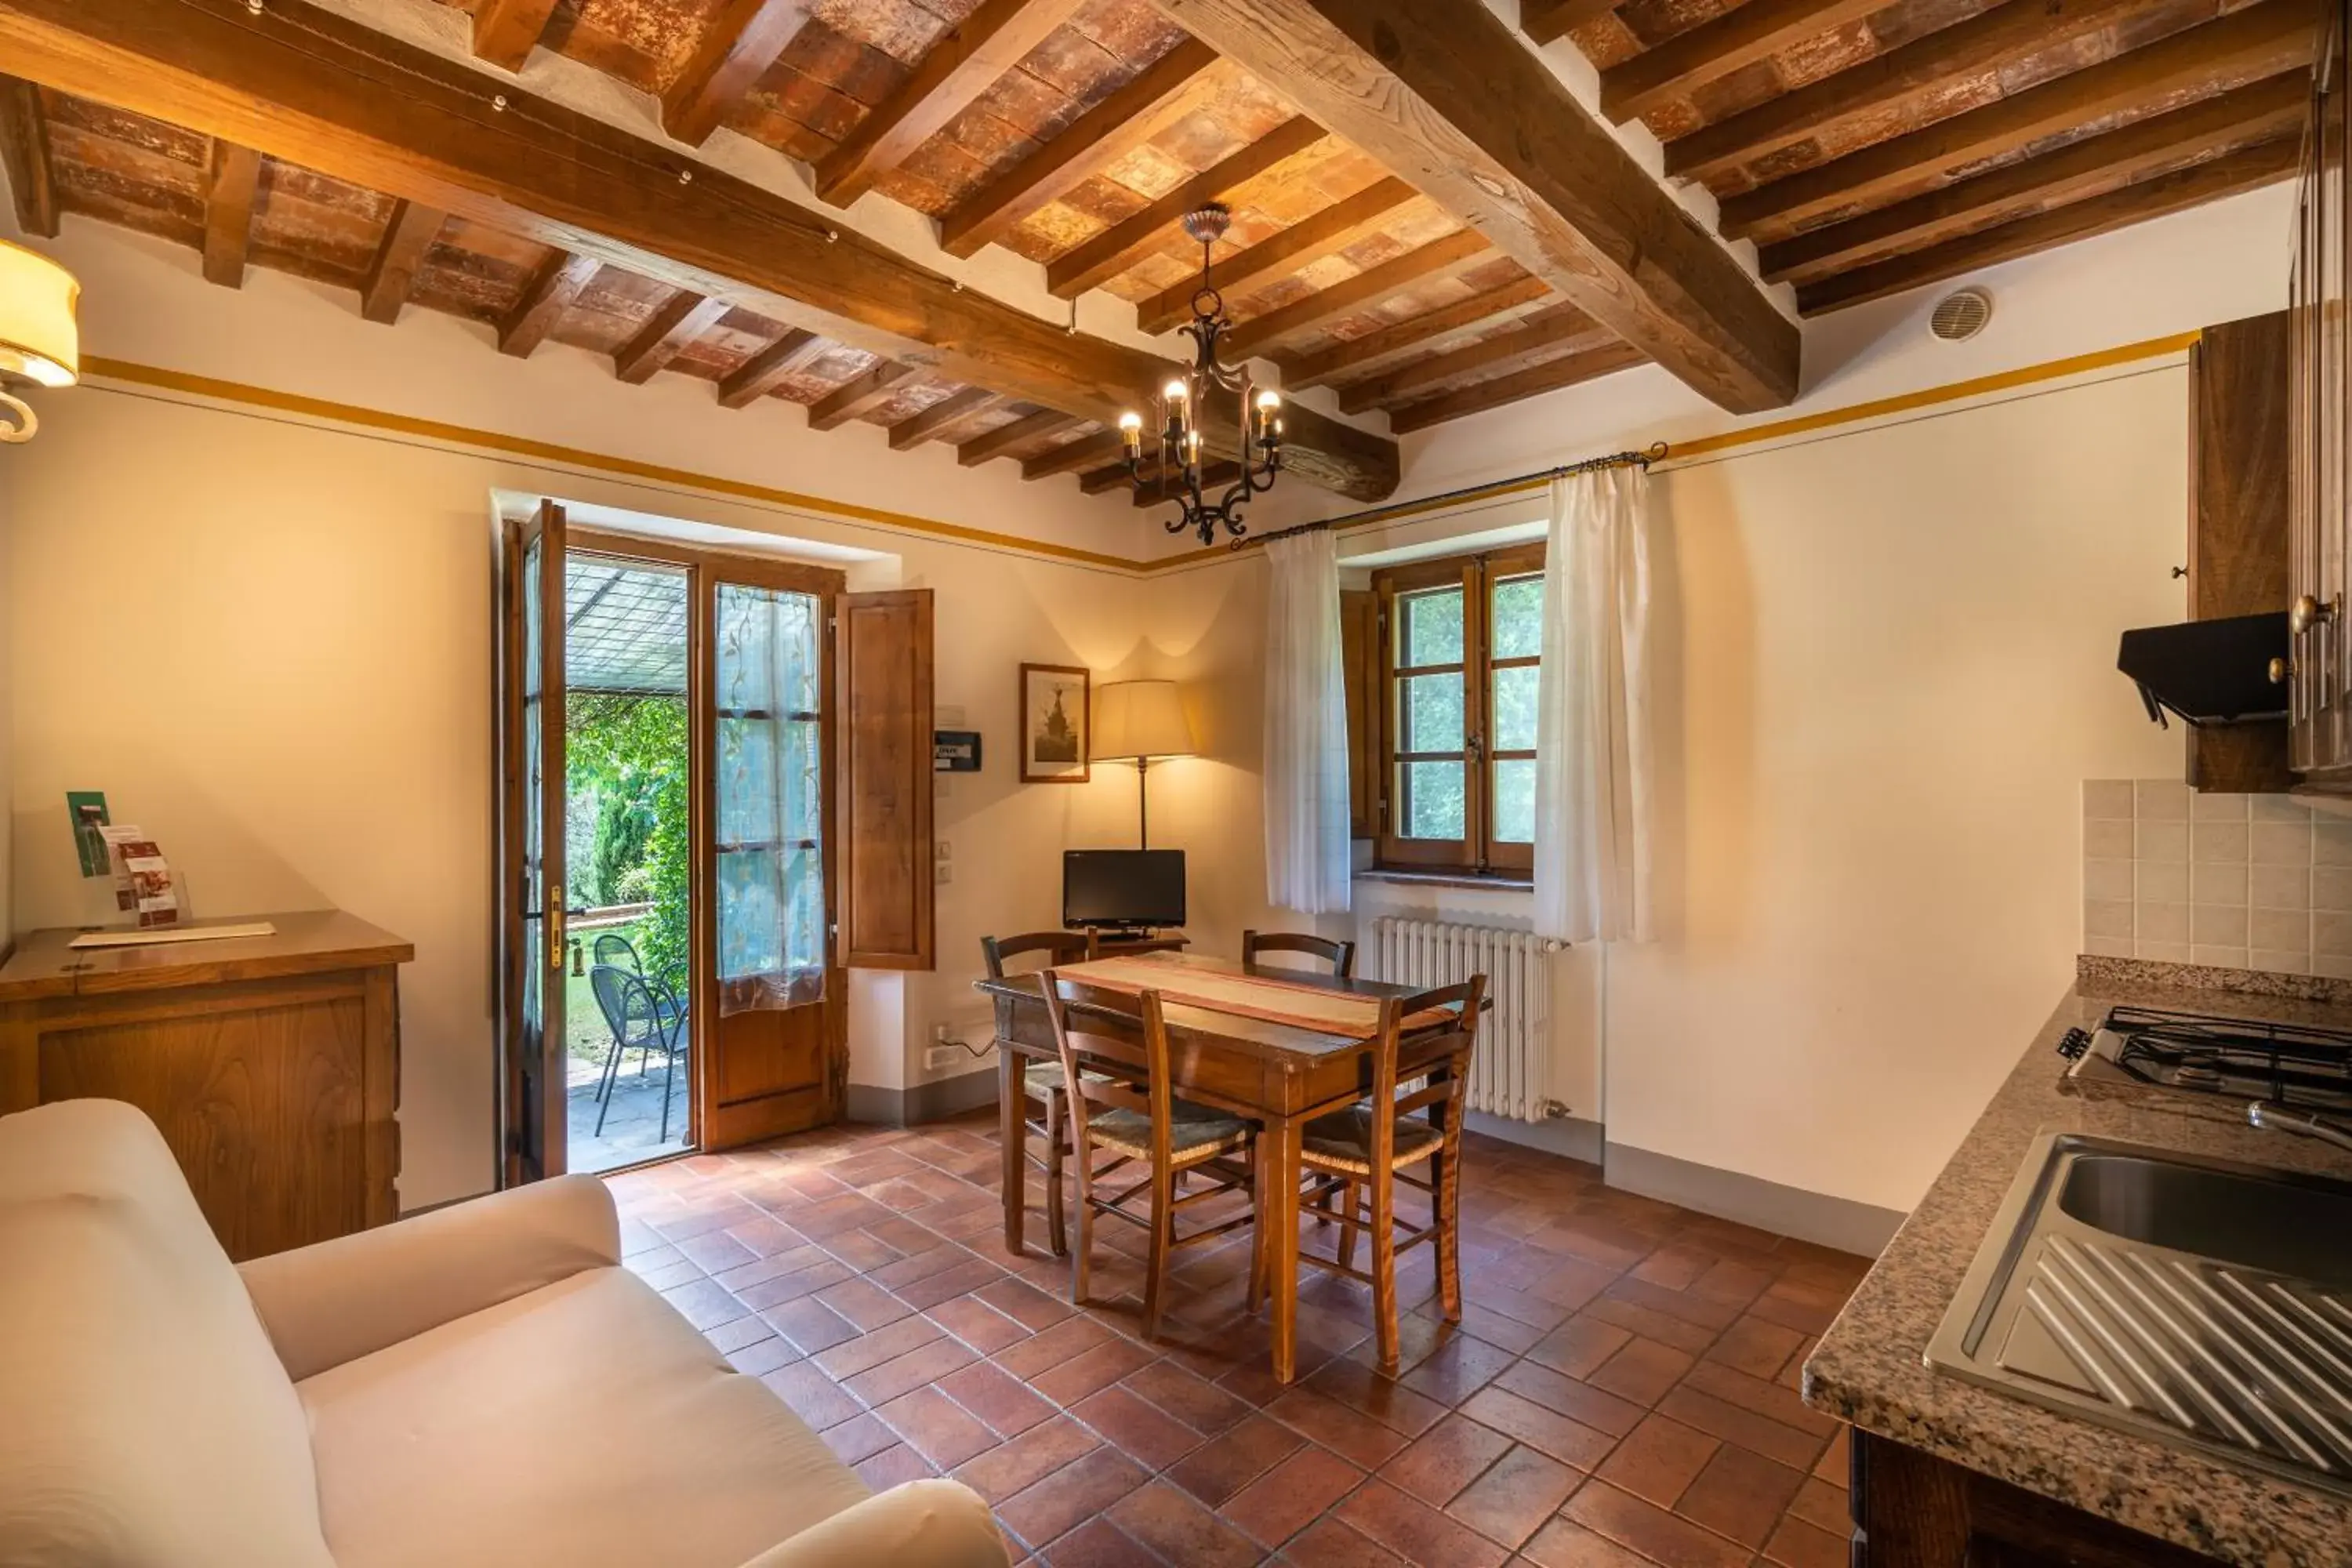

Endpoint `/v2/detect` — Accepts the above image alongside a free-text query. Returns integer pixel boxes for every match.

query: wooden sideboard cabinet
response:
[0,910,412,1261]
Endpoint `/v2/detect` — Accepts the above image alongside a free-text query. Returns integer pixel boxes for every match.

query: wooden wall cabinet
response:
[0,910,412,1261]
[2288,4,2352,789]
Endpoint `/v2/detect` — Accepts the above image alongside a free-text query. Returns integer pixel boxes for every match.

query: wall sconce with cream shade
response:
[1090,679,1196,849]
[0,240,78,443]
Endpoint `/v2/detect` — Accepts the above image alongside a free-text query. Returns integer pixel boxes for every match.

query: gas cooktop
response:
[2060,1004,2352,1116]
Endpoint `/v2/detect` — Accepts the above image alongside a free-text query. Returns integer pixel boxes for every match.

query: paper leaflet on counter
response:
[96,825,183,928]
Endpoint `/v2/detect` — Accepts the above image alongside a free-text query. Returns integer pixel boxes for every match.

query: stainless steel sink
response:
[1926,1134,2352,1493]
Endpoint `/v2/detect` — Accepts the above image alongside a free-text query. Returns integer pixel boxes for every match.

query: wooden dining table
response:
[975,949,1464,1384]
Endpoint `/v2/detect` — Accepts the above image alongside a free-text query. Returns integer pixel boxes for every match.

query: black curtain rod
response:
[1243,441,1668,552]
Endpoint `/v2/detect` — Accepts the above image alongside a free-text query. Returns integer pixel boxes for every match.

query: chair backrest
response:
[1366,975,1486,1171]
[590,963,666,1047]
[0,1099,336,1567]
[592,931,643,974]
[1242,929,1357,978]
[1038,970,1172,1147]
[981,930,1090,978]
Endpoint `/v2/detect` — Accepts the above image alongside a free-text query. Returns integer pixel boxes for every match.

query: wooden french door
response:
[498,500,568,1185]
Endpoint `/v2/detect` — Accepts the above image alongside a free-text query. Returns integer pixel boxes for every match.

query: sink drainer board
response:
[1927,1133,2352,1495]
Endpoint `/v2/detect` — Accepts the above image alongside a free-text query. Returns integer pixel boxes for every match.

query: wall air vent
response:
[1929,288,1994,342]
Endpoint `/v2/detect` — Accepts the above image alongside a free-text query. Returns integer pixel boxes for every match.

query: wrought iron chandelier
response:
[1116,202,1283,547]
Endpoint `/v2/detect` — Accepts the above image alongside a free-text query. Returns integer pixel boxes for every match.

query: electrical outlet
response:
[935,859,953,885]
[924,1044,964,1071]
[935,840,952,862]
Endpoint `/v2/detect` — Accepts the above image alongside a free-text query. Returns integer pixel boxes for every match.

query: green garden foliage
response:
[568,692,690,985]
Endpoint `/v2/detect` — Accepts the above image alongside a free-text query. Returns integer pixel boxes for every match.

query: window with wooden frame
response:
[1371,545,1544,877]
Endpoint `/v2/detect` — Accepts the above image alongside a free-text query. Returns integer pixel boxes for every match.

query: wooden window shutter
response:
[837,589,935,969]
[1341,588,1379,840]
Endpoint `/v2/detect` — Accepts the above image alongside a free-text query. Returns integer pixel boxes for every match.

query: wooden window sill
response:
[1355,869,1534,893]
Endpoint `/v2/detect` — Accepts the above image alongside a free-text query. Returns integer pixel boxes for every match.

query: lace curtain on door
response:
[716,583,826,1007]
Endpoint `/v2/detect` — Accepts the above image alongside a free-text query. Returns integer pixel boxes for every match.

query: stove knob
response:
[2056,1028,2092,1062]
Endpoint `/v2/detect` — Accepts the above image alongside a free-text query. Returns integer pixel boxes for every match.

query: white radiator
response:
[1371,916,1557,1122]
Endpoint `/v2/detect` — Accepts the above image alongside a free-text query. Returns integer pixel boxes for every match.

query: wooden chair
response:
[1038,969,1261,1340]
[1241,929,1357,977]
[1273,976,1484,1369]
[982,931,1091,1254]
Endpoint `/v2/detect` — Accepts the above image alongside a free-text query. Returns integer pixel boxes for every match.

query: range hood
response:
[2117,611,2288,728]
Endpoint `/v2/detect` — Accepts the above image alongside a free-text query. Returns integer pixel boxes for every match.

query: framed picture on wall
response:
[1020,663,1091,784]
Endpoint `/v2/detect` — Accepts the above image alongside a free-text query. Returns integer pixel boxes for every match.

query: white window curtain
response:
[1263,528,1352,914]
[1534,466,1655,942]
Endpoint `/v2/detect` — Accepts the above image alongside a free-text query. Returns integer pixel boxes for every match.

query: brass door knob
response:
[2271,657,2293,684]
[2292,594,2336,637]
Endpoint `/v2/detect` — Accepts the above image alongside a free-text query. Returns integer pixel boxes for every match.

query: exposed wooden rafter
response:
[1048,116,1327,299]
[1798,136,2300,314]
[1663,0,2157,185]
[1338,304,1610,413]
[1388,339,1648,433]
[0,75,57,238]
[887,387,1002,449]
[1136,174,1418,334]
[200,140,261,288]
[1759,72,2310,286]
[1152,0,1798,412]
[816,0,1088,207]
[615,290,733,383]
[1222,227,1490,358]
[1521,0,1622,47]
[717,327,826,409]
[1599,0,1884,125]
[499,250,600,357]
[1022,429,1127,480]
[807,361,919,430]
[1717,0,2323,241]
[1276,275,1555,390]
[358,198,445,325]
[662,0,815,147]
[470,0,560,74]
[938,38,1224,259]
[0,0,1398,499]
[957,407,1078,466]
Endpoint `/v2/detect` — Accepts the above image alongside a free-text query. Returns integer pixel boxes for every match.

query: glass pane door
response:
[500,501,567,1185]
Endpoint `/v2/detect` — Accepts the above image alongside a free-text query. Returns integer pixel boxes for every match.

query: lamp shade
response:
[1091,679,1196,761]
[0,240,78,388]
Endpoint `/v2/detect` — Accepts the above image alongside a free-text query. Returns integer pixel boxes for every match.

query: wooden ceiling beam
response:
[818,0,1090,207]
[1049,115,1327,300]
[887,386,1003,449]
[939,38,1222,259]
[499,250,600,357]
[1797,136,2299,316]
[1388,339,1648,433]
[1599,0,1884,125]
[358,198,445,325]
[200,139,262,288]
[1522,0,1623,48]
[0,75,57,238]
[615,289,734,383]
[1664,0,2160,186]
[957,407,1078,465]
[1130,460,1239,504]
[471,0,561,73]
[0,0,1397,499]
[1718,0,2323,241]
[1223,227,1490,358]
[1080,457,1145,494]
[807,360,920,430]
[1151,0,1798,412]
[1022,428,1127,479]
[1338,304,1613,413]
[1760,71,2310,286]
[717,326,827,408]
[1137,174,1417,333]
[1276,274,1554,390]
[662,0,816,147]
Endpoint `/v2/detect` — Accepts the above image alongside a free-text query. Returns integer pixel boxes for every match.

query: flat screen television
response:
[1062,849,1186,931]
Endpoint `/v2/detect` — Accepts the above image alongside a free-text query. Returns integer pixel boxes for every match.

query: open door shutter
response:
[837,590,935,970]
[1341,588,1379,840]
[497,499,568,1185]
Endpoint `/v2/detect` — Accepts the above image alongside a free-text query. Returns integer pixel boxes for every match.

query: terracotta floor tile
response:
[1563,1480,1751,1568]
[1813,1425,1851,1483]
[1595,1412,1720,1508]
[1444,1443,1576,1549]
[1223,1445,1368,1548]
[1379,1411,1516,1505]
[612,1113,1863,1568]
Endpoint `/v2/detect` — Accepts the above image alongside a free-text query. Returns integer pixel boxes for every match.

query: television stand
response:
[1091,929,1188,957]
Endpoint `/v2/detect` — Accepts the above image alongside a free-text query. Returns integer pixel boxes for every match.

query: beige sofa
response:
[0,1098,1009,1568]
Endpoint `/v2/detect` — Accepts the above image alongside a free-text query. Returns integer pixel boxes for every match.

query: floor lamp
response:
[1090,680,1195,849]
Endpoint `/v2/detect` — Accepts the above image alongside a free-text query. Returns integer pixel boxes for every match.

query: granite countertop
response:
[1802,958,2352,1566]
